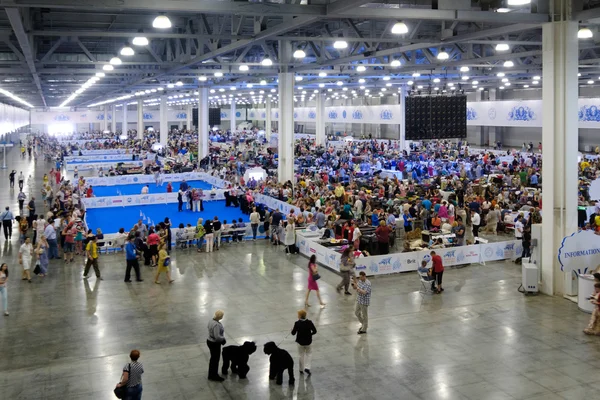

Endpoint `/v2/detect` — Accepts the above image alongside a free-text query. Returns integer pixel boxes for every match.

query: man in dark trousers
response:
[27,197,36,227]
[124,235,143,282]
[9,170,15,188]
[0,206,13,240]
[430,251,445,294]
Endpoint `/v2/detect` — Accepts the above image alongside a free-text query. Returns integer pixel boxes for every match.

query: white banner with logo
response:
[80,149,128,155]
[467,98,600,128]
[479,240,523,262]
[254,193,302,216]
[84,172,228,188]
[82,190,226,209]
[65,160,143,171]
[558,230,600,274]
[65,154,135,162]
[247,104,403,125]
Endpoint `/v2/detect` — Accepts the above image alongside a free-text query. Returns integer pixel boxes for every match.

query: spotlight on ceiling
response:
[391,21,409,35]
[214,71,223,77]
[261,58,273,66]
[503,60,514,67]
[110,57,122,65]
[356,64,366,72]
[152,14,172,29]
[333,35,348,49]
[120,46,134,56]
[390,59,401,67]
[239,65,249,71]
[132,36,149,46]
[578,28,594,39]
[495,43,510,51]
[103,64,114,71]
[293,47,306,59]
[437,51,449,60]
[460,66,470,72]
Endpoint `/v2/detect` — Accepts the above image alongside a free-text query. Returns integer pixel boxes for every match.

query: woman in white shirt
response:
[19,237,33,282]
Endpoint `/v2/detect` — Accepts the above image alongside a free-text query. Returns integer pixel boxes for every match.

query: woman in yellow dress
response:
[154,243,174,284]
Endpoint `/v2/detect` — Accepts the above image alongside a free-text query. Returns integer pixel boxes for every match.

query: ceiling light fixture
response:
[358,78,366,83]
[356,65,366,72]
[383,76,391,81]
[153,14,172,29]
[214,71,223,77]
[132,36,149,46]
[390,59,401,67]
[503,60,514,67]
[102,64,114,71]
[460,66,470,72]
[495,43,510,51]
[293,47,306,59]
[95,72,105,77]
[333,35,348,49]
[579,28,594,39]
[318,72,327,77]
[507,0,531,5]
[239,65,249,71]
[120,45,134,56]
[437,50,449,60]
[0,88,33,108]
[412,72,420,77]
[497,72,505,77]
[261,58,273,66]
[533,75,541,80]
[175,81,183,86]
[110,57,122,65]
[336,81,343,86]
[260,80,267,85]
[198,76,207,82]
[391,21,409,35]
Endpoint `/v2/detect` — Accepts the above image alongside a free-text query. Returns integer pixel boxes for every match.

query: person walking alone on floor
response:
[0,263,8,316]
[83,235,103,281]
[154,243,173,284]
[1,206,13,240]
[353,271,371,334]
[337,247,355,295]
[115,349,144,400]
[291,309,317,376]
[18,171,24,190]
[17,190,26,213]
[250,207,260,240]
[125,235,143,283]
[430,250,444,294]
[9,170,15,188]
[305,255,326,309]
[18,237,33,282]
[204,218,215,253]
[207,310,226,382]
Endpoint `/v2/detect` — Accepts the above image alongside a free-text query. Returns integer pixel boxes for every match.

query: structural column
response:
[112,105,117,132]
[137,99,144,140]
[122,103,128,133]
[230,101,237,132]
[540,19,579,296]
[102,106,108,132]
[399,86,406,151]
[315,90,326,146]
[198,87,209,159]
[487,89,498,146]
[278,72,294,183]
[159,96,168,147]
[265,97,272,139]
[186,104,192,131]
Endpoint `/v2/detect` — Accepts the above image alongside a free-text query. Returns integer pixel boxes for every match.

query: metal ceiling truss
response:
[0,0,597,108]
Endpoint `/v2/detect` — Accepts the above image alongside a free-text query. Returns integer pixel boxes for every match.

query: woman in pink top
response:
[304,255,326,309]
[146,229,160,267]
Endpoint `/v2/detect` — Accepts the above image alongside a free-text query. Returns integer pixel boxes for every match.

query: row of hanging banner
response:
[30,98,600,128]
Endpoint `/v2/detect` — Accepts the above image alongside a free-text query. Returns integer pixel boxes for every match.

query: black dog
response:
[221,341,257,379]
[263,341,295,385]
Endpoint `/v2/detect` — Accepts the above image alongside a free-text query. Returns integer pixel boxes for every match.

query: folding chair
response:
[418,271,435,294]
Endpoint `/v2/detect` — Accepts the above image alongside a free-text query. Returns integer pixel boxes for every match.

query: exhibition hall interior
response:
[1,0,600,399]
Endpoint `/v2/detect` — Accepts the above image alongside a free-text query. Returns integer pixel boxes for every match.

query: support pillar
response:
[315,91,326,146]
[488,89,498,146]
[230,101,237,132]
[474,90,485,146]
[137,99,144,140]
[160,96,168,147]
[265,97,272,139]
[540,19,579,296]
[102,106,108,132]
[399,86,406,151]
[186,104,192,131]
[111,105,117,132]
[198,87,209,159]
[122,103,128,133]
[278,72,294,183]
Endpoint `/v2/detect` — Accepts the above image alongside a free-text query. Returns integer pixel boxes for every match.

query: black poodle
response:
[263,341,295,385]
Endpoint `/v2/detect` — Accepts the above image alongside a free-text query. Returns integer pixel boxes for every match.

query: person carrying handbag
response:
[304,255,326,309]
[336,247,355,295]
[115,349,144,400]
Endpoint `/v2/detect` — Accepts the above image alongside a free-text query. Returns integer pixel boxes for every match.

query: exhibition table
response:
[578,274,596,314]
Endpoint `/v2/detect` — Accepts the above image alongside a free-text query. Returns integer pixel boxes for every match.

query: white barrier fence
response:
[82,189,227,209]
[65,154,136,162]
[65,160,143,171]
[84,172,229,188]
[296,231,523,275]
[80,149,128,155]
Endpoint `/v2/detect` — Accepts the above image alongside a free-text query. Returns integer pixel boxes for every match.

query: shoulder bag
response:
[113,363,130,399]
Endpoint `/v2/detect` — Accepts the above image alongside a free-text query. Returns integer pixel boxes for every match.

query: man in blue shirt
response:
[530,173,538,187]
[124,235,143,282]
[0,206,14,240]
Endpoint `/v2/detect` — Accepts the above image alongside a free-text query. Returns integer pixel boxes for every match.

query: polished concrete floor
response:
[0,140,599,400]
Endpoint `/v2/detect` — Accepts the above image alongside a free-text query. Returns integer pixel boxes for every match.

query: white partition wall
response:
[0,102,30,135]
